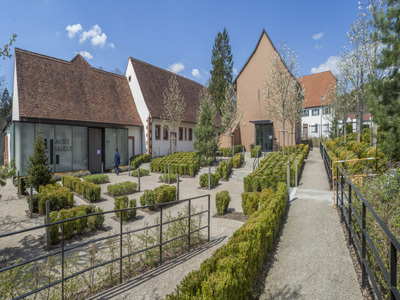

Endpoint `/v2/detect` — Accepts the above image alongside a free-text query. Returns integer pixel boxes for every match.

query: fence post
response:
[295,157,298,187]
[188,198,191,252]
[341,172,344,223]
[390,243,397,300]
[242,145,245,163]
[102,162,104,175]
[348,184,352,247]
[61,222,65,300]
[128,163,130,176]
[46,200,50,251]
[208,195,210,243]
[168,163,171,184]
[138,166,141,192]
[208,166,211,190]
[30,184,33,218]
[287,161,290,202]
[17,171,20,194]
[336,167,339,208]
[160,206,163,265]
[176,173,179,201]
[361,201,366,289]
[119,212,123,284]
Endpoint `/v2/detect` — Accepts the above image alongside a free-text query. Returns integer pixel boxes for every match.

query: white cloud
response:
[191,69,201,79]
[233,67,238,75]
[312,32,324,40]
[311,56,340,75]
[315,44,323,50]
[91,33,107,47]
[168,62,185,74]
[79,51,93,60]
[79,24,107,47]
[66,24,82,38]
[108,42,115,48]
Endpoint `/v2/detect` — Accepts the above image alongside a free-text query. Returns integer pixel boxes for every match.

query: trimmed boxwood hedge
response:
[107,181,138,197]
[32,183,74,215]
[165,182,287,299]
[159,173,177,183]
[199,173,220,189]
[139,185,176,211]
[83,174,109,184]
[130,154,151,169]
[62,175,101,202]
[216,159,233,181]
[250,145,261,158]
[150,152,200,177]
[215,190,230,215]
[114,196,137,221]
[130,168,149,177]
[232,153,244,168]
[218,145,244,157]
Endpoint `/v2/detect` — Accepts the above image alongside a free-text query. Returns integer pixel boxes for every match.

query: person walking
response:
[114,148,121,175]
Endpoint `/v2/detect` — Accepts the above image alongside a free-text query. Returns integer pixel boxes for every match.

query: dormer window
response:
[128,75,132,82]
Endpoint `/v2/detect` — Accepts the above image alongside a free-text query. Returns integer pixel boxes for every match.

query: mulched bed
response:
[103,192,137,198]
[138,201,182,215]
[25,210,43,218]
[213,210,248,222]
[110,215,144,224]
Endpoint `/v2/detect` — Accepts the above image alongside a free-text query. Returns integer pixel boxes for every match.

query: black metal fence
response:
[0,195,211,300]
[319,141,333,189]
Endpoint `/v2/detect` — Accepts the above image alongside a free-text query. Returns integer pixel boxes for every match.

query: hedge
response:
[250,145,261,158]
[215,191,230,215]
[159,173,177,183]
[199,173,220,189]
[150,152,200,177]
[62,175,101,202]
[83,174,109,184]
[165,182,287,299]
[139,185,176,211]
[107,181,138,197]
[244,144,309,192]
[45,205,104,245]
[218,145,244,157]
[130,154,151,169]
[114,196,137,221]
[232,153,244,168]
[130,168,149,177]
[216,159,233,181]
[31,183,74,215]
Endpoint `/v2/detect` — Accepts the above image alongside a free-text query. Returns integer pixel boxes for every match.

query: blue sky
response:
[0,0,361,89]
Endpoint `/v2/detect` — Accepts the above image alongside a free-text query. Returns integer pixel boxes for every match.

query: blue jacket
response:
[114,152,121,166]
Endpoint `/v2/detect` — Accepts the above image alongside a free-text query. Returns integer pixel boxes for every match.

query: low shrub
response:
[159,173,177,183]
[114,196,137,221]
[82,181,101,202]
[31,183,74,214]
[130,154,151,169]
[150,152,200,177]
[199,173,220,189]
[87,207,105,231]
[155,185,177,204]
[217,159,233,180]
[140,189,157,210]
[215,190,230,215]
[218,145,244,157]
[241,192,260,215]
[232,153,244,168]
[131,168,149,177]
[83,174,109,184]
[251,145,261,158]
[107,181,138,197]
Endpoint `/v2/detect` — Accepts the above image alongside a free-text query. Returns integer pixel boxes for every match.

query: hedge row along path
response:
[259,148,361,299]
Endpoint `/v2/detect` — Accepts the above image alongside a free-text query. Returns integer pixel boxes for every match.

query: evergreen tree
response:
[26,132,52,190]
[0,160,15,187]
[368,0,400,160]
[209,28,233,112]
[194,88,218,165]
[0,87,12,126]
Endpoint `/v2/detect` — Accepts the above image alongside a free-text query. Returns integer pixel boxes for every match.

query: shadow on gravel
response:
[259,283,302,300]
[253,201,292,299]
[89,235,227,300]
[0,233,42,268]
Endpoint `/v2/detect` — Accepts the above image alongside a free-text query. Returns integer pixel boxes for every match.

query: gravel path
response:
[259,148,362,300]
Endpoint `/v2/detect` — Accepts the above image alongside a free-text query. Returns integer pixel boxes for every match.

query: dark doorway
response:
[89,128,102,173]
[255,124,274,152]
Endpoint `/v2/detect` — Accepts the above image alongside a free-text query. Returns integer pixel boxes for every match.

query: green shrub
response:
[107,181,138,197]
[159,173,177,183]
[215,191,230,215]
[59,208,75,240]
[46,211,59,245]
[150,152,199,176]
[82,181,101,202]
[114,196,129,219]
[32,183,74,214]
[241,192,260,215]
[83,174,109,184]
[130,154,151,169]
[131,168,149,177]
[232,153,244,168]
[199,173,220,188]
[155,185,176,204]
[250,145,261,158]
[75,209,87,235]
[87,207,105,231]
[129,199,137,219]
[140,189,157,210]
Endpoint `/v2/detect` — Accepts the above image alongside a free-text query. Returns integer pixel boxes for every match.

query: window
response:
[188,128,193,141]
[155,125,161,140]
[302,109,309,117]
[323,107,330,115]
[179,127,183,140]
[312,124,318,133]
[312,109,319,116]
[185,128,187,141]
[163,127,168,140]
[324,123,329,133]
[128,75,131,82]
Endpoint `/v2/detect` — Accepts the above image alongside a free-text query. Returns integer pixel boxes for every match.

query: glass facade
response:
[105,128,128,170]
[255,124,274,152]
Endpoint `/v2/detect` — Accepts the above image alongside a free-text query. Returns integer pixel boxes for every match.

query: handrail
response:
[0,195,211,300]
[336,165,399,299]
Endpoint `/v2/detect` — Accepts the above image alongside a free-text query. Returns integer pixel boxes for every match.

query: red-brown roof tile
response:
[129,57,221,126]
[299,71,336,108]
[15,48,142,127]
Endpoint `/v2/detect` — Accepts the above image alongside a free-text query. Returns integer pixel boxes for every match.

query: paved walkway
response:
[260,148,361,299]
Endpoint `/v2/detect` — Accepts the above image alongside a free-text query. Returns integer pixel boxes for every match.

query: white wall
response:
[152,119,195,156]
[301,107,331,139]
[125,126,143,156]
[126,60,149,154]
[12,61,19,121]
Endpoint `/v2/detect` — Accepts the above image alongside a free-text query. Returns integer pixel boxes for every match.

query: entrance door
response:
[255,124,273,152]
[88,128,102,173]
[128,136,134,159]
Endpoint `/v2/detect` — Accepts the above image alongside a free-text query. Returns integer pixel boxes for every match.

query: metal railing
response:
[336,166,399,300]
[319,141,333,189]
[0,195,211,300]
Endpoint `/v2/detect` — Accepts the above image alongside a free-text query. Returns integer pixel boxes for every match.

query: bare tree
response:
[1,34,17,60]
[263,42,303,155]
[220,84,243,148]
[161,75,186,153]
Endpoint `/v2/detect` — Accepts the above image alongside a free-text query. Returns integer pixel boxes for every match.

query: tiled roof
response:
[348,113,371,121]
[15,48,142,127]
[129,57,221,126]
[299,71,336,108]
